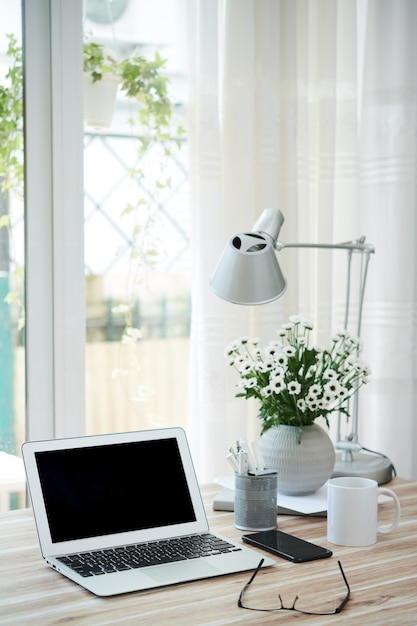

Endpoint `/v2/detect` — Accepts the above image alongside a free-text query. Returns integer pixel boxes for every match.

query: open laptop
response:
[22,427,274,596]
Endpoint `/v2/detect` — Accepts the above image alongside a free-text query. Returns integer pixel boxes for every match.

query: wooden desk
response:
[0,478,416,625]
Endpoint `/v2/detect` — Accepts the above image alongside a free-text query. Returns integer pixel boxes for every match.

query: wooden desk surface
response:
[0,478,416,625]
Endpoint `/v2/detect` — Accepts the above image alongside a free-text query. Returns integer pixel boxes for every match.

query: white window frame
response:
[23,0,85,440]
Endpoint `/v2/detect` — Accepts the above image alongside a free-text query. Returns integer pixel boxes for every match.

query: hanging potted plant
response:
[225,316,370,495]
[83,40,121,129]
[83,39,178,135]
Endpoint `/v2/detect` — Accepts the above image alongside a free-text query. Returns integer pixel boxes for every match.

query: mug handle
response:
[377,488,401,534]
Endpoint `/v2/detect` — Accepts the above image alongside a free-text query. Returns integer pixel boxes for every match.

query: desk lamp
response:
[210,208,394,484]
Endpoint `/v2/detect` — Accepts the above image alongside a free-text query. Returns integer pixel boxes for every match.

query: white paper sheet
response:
[214,474,389,515]
[215,475,328,514]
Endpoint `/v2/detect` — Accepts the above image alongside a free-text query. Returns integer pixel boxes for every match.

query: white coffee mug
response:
[327,476,401,547]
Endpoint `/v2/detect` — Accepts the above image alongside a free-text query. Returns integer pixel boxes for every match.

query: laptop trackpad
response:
[148,559,221,584]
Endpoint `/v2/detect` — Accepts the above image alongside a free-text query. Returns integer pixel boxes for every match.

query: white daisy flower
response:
[297,398,306,412]
[325,379,342,396]
[242,378,257,389]
[306,396,319,411]
[348,335,360,348]
[274,353,288,367]
[337,386,349,400]
[269,375,286,393]
[271,365,286,378]
[309,384,322,396]
[263,344,278,357]
[288,381,301,395]
[323,368,337,379]
[283,345,296,357]
[355,360,370,374]
[224,340,241,356]
[239,360,254,375]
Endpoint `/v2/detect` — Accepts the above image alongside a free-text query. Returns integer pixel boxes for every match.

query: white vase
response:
[258,424,336,496]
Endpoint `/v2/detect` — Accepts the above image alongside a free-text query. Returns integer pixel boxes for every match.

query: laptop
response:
[22,427,275,596]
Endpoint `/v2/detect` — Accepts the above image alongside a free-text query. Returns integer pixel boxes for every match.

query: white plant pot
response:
[258,424,336,495]
[83,73,121,129]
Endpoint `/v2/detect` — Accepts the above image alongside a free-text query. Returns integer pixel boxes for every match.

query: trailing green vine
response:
[0,34,23,194]
[0,34,24,331]
[83,39,186,344]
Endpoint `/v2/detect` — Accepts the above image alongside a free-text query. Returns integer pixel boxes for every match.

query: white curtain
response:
[187,0,417,484]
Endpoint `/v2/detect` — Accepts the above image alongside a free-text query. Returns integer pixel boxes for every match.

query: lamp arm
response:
[273,235,375,453]
[275,237,375,254]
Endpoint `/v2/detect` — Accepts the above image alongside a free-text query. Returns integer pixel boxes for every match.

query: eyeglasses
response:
[238,558,350,616]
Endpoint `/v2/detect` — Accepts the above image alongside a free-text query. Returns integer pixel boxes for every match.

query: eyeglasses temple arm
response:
[247,558,264,585]
[237,558,265,608]
[336,560,351,613]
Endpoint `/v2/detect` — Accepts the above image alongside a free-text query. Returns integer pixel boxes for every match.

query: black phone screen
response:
[242,530,332,562]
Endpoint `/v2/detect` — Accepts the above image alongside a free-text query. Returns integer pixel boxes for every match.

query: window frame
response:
[23,0,85,440]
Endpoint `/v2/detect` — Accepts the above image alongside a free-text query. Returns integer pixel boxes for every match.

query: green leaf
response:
[0,215,10,229]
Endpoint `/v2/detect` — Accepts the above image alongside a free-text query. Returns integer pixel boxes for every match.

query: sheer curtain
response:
[187,0,417,483]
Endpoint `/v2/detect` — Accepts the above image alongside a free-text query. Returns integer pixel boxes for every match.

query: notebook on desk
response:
[22,427,274,596]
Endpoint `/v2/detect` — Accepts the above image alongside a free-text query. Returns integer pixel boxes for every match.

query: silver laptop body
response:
[22,427,274,596]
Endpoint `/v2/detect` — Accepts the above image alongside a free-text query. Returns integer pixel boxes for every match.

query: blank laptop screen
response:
[35,438,196,543]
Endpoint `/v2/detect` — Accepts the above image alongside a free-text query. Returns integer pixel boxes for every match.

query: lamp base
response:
[332,450,394,485]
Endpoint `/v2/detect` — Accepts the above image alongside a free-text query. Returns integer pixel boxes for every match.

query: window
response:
[0,2,25,510]
[82,0,190,435]
[2,1,190,511]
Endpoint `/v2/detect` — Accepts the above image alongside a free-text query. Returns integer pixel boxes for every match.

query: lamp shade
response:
[210,232,287,305]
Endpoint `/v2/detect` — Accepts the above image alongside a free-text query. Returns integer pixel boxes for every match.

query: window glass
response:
[0,2,25,510]
[83,0,190,435]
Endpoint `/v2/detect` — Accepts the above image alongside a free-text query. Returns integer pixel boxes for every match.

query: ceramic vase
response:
[258,424,335,495]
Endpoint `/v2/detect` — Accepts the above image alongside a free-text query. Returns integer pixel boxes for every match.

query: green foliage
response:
[83,39,186,343]
[0,215,10,228]
[83,40,179,140]
[0,34,24,194]
[0,35,25,332]
[226,316,371,434]
[0,35,186,343]
[83,40,118,82]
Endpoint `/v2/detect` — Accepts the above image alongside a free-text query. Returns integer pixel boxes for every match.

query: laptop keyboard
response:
[56,533,242,578]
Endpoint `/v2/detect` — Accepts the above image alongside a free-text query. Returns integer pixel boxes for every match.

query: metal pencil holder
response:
[234,472,277,531]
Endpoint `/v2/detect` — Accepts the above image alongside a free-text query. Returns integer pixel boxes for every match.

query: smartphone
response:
[242,530,332,563]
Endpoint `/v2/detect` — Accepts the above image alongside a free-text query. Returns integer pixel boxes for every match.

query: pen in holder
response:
[234,471,278,531]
